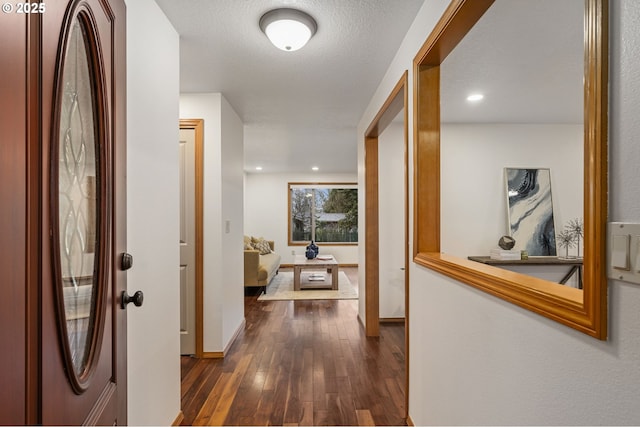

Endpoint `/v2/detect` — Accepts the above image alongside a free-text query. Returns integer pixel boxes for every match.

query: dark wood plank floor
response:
[180,268,406,426]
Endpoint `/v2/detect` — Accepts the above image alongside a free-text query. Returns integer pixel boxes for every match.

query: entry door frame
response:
[364,71,410,418]
[179,119,204,358]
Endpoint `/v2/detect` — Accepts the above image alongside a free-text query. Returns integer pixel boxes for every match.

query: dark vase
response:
[305,240,319,259]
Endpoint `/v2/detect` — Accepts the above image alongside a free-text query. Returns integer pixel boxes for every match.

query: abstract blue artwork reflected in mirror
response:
[504,167,557,256]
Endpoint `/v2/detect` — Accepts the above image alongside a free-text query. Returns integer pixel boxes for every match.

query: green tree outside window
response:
[289,183,357,244]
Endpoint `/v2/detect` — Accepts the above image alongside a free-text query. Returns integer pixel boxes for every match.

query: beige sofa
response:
[244,237,281,288]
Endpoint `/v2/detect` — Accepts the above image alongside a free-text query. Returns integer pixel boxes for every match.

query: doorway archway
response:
[363,71,409,418]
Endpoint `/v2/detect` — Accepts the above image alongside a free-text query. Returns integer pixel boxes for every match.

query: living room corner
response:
[243,172,359,268]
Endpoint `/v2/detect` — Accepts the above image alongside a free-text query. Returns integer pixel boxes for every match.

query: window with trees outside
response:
[288,183,358,245]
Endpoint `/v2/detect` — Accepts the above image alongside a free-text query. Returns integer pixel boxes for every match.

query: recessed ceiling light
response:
[255,166,263,171]
[467,93,484,102]
[312,166,319,171]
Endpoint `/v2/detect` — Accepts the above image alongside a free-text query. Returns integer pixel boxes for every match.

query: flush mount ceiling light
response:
[467,93,484,102]
[259,8,317,52]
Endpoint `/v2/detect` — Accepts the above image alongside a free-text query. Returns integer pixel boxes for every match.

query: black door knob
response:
[121,290,144,309]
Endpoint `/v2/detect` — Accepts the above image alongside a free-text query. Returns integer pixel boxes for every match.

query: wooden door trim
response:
[179,119,204,358]
[27,12,42,425]
[364,136,379,337]
[363,71,409,419]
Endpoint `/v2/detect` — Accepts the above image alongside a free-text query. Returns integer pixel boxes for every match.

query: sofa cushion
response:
[253,239,272,255]
[260,252,280,273]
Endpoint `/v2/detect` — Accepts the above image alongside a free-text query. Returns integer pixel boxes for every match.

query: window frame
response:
[287,182,358,246]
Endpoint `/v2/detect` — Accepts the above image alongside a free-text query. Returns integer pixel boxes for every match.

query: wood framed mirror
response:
[413,0,608,339]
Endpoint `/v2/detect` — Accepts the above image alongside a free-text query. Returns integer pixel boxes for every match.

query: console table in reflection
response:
[467,256,583,289]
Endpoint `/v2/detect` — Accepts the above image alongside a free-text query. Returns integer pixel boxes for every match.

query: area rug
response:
[258,271,358,301]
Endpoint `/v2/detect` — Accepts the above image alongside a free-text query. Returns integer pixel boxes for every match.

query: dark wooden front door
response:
[0,0,127,424]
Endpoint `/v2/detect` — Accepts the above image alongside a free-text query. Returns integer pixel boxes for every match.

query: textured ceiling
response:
[154,0,426,174]
[154,0,584,174]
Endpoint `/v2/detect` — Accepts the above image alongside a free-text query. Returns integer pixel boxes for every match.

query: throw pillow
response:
[253,239,272,255]
[244,235,255,250]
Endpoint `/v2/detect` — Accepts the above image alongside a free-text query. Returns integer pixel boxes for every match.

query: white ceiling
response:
[153,0,426,174]
[154,0,584,174]
[441,0,584,124]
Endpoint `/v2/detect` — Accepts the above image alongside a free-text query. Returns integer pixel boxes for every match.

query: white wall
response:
[180,94,245,354]
[441,124,583,258]
[220,97,245,346]
[378,121,406,318]
[442,124,583,287]
[244,172,358,265]
[359,0,640,424]
[442,124,583,257]
[126,0,181,424]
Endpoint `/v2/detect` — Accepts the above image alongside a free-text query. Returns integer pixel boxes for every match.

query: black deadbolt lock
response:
[121,252,133,271]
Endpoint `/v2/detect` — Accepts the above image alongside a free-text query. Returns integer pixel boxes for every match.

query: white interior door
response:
[378,119,406,319]
[179,128,196,355]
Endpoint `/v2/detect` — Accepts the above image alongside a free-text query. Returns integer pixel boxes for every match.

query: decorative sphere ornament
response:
[498,235,516,250]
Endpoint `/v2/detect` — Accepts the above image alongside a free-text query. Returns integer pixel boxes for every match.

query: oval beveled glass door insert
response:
[57,17,100,377]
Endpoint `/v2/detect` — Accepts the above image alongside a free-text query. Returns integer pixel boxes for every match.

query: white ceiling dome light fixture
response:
[259,8,317,52]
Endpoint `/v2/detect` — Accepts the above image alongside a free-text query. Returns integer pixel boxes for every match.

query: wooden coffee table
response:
[293,254,339,291]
